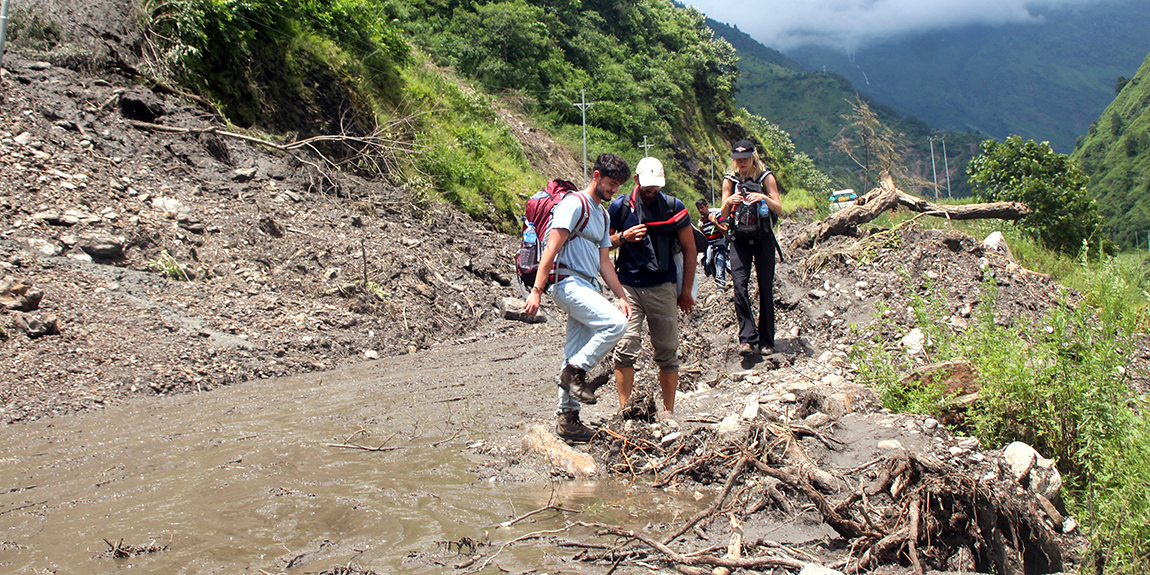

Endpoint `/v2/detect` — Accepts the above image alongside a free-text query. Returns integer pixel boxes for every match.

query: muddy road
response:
[0,325,679,573]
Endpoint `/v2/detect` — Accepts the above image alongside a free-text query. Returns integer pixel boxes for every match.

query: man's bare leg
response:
[659,370,677,413]
[615,366,634,409]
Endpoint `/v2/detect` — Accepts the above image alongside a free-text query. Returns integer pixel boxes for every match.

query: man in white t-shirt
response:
[525,153,633,442]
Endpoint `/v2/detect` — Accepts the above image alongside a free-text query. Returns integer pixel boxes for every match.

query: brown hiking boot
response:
[587,371,611,393]
[559,365,597,404]
[556,410,597,443]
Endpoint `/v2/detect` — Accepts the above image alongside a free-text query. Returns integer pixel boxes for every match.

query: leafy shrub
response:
[966,136,1103,257]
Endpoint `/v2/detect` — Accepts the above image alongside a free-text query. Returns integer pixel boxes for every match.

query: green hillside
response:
[787,0,1150,154]
[708,19,981,198]
[117,0,830,230]
[1072,52,1150,250]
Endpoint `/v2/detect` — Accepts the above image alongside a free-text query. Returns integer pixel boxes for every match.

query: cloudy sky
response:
[684,0,1116,51]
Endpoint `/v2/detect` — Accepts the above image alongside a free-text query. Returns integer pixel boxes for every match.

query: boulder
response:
[119,87,166,122]
[1003,441,1062,500]
[499,297,545,324]
[17,237,62,257]
[12,312,59,338]
[0,277,43,311]
[77,232,125,259]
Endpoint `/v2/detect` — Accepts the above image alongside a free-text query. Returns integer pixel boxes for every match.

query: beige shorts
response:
[613,282,680,372]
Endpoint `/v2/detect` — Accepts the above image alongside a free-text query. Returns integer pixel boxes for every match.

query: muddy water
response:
[0,333,705,574]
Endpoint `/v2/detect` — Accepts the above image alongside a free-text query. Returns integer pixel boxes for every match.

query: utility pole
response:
[573,89,595,187]
[638,136,654,157]
[707,152,716,205]
[941,136,951,199]
[0,0,11,68]
[928,136,939,199]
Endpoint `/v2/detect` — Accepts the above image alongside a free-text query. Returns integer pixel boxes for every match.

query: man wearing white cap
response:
[607,157,696,413]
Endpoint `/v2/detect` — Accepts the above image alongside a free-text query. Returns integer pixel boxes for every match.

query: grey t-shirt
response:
[547,191,611,280]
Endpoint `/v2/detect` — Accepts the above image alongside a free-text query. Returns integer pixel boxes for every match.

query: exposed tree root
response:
[576,420,1068,573]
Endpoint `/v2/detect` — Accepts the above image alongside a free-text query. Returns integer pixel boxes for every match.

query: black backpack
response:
[726,171,776,241]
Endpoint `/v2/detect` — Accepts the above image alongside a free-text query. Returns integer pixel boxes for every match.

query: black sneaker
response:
[556,410,597,443]
[559,365,597,404]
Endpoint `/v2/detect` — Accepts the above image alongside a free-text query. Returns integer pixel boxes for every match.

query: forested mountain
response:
[104,0,829,229]
[708,19,982,198]
[785,0,1150,154]
[1072,52,1150,249]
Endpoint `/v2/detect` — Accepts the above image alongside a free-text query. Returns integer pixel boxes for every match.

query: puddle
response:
[0,337,706,573]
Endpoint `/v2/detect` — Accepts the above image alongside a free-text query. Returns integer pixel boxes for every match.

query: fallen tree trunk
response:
[896,193,1031,221]
[791,172,1032,249]
[792,173,901,249]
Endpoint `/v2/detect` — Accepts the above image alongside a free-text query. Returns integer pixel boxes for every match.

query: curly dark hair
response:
[593,153,630,182]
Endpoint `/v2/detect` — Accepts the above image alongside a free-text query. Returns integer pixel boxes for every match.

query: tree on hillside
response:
[967,136,1103,256]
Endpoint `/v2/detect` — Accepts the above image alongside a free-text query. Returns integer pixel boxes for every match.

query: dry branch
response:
[581,522,808,571]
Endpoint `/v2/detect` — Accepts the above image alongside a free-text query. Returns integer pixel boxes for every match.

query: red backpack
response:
[515,179,593,288]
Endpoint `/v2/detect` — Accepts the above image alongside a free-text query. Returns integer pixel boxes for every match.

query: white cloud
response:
[687,0,1113,51]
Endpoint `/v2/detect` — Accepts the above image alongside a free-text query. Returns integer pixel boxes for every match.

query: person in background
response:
[608,157,695,413]
[525,153,633,442]
[720,140,782,356]
[695,197,728,290]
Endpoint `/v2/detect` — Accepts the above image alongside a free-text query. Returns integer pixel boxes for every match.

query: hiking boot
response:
[559,365,597,404]
[738,343,755,357]
[587,372,611,393]
[556,410,597,443]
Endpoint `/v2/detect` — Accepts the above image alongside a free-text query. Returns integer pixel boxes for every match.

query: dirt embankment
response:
[1,53,529,423]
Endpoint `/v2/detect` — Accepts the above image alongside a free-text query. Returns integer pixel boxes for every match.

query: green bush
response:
[966,136,1104,257]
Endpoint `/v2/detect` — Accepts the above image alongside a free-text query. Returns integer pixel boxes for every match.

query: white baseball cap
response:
[635,157,665,188]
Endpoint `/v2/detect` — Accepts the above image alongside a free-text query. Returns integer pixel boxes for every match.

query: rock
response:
[14,132,33,145]
[0,277,43,311]
[363,350,379,359]
[13,312,59,338]
[660,431,681,446]
[521,424,598,477]
[983,231,1013,258]
[923,418,939,430]
[77,232,125,259]
[499,297,546,324]
[258,216,284,238]
[900,328,925,355]
[17,237,63,257]
[152,196,186,216]
[232,167,259,183]
[877,439,904,452]
[799,563,844,575]
[804,412,831,427]
[716,414,748,441]
[27,61,52,70]
[1003,441,1062,500]
[741,399,759,421]
[1003,441,1038,483]
[957,436,980,451]
[119,87,166,122]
